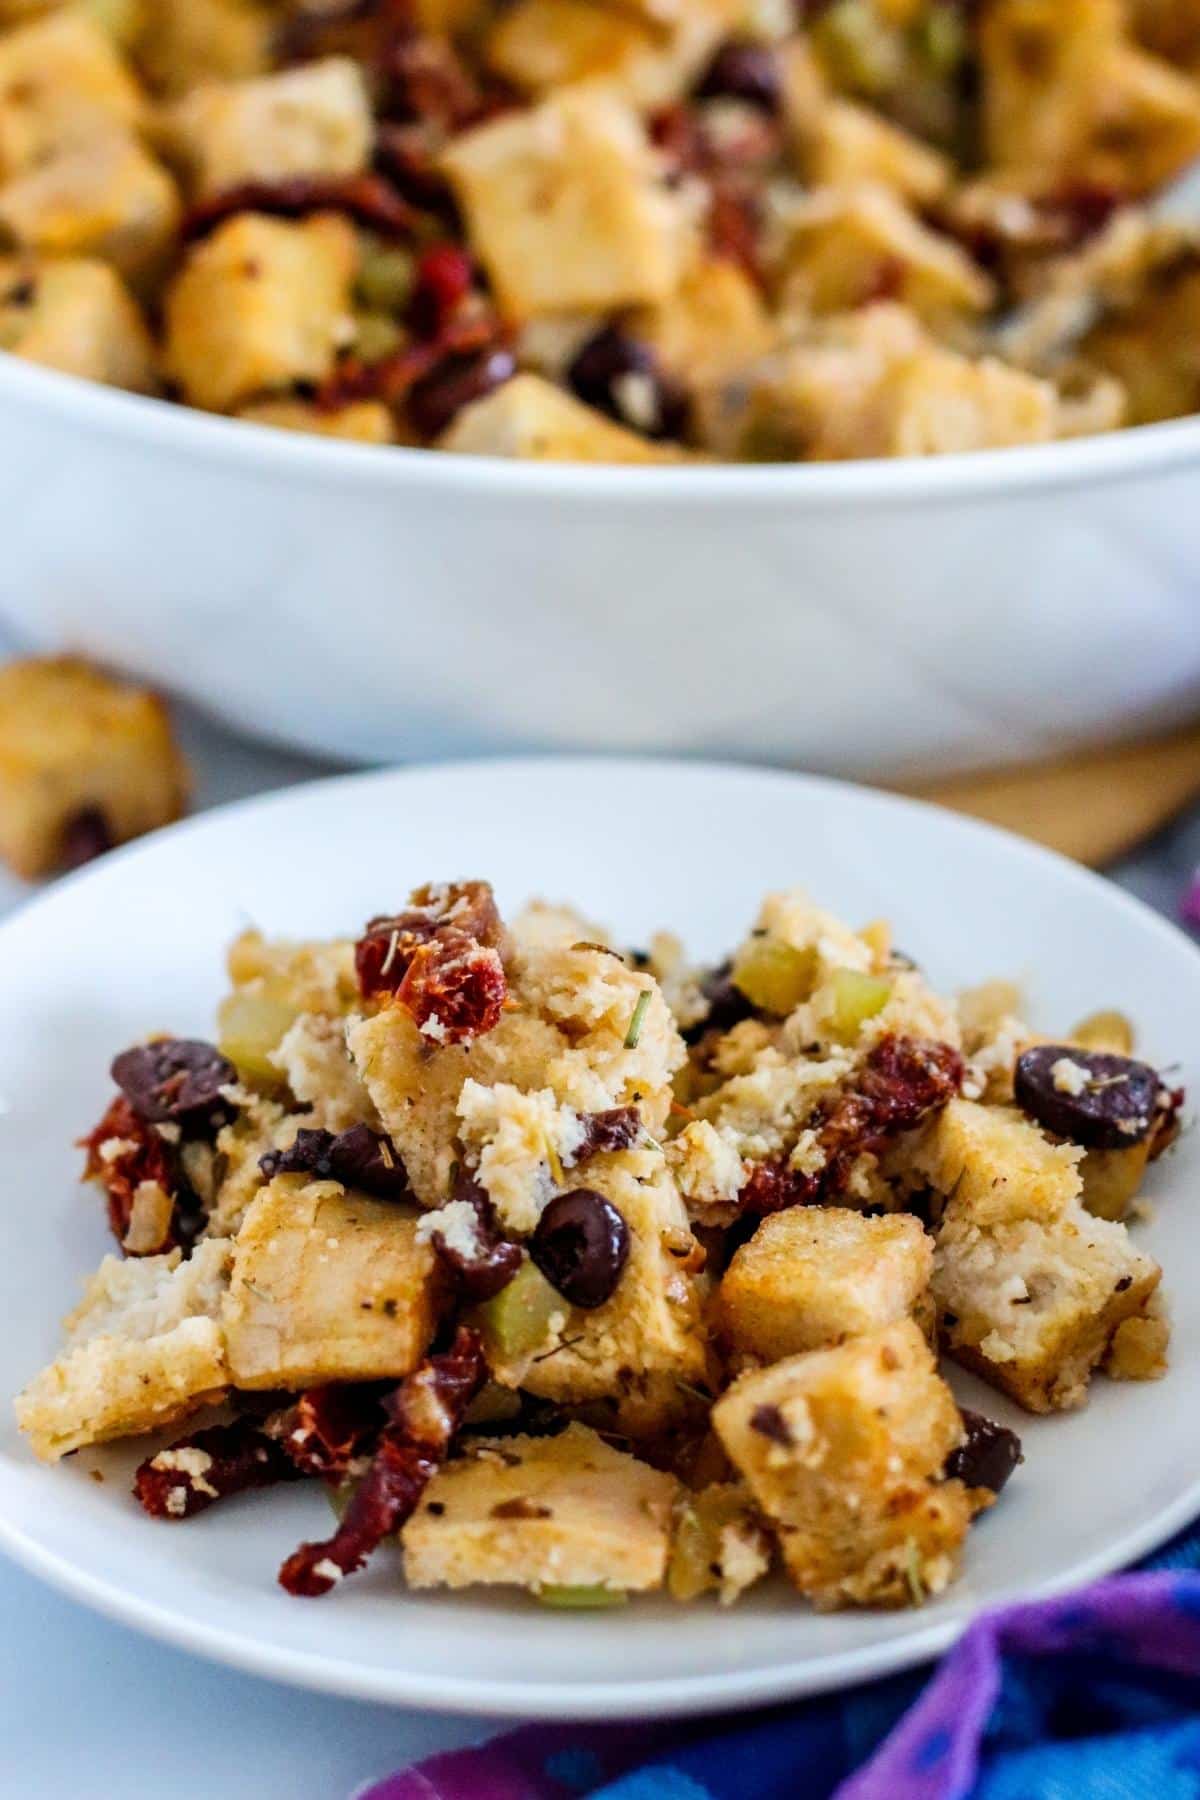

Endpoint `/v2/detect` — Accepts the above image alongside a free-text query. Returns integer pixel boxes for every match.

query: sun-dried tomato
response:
[181,173,420,243]
[266,1384,389,1478]
[278,1325,486,1596]
[574,1106,642,1159]
[81,1095,180,1253]
[397,930,508,1044]
[373,122,461,222]
[407,242,476,336]
[740,1034,963,1215]
[707,182,765,285]
[134,1419,301,1520]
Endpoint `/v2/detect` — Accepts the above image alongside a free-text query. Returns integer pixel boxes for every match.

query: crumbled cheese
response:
[612,369,660,433]
[420,1014,448,1043]
[788,1129,826,1179]
[415,1199,485,1261]
[98,1136,139,1165]
[1050,1057,1090,1097]
[165,1487,187,1516]
[154,1121,182,1145]
[667,1119,744,1211]
[313,1558,343,1584]
[150,1445,218,1497]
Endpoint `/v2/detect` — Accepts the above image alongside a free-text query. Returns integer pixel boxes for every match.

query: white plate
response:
[1,757,1198,1720]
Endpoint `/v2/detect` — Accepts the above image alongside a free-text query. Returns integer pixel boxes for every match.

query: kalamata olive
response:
[944,1410,1023,1496]
[1014,1045,1163,1149]
[695,40,782,113]
[529,1189,630,1310]
[259,1124,410,1200]
[429,1172,523,1301]
[111,1038,237,1128]
[566,326,690,441]
[574,1106,641,1159]
[406,344,516,439]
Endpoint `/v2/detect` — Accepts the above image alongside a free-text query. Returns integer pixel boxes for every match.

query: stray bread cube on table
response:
[15,1239,230,1461]
[161,57,373,197]
[0,255,158,391]
[402,1422,678,1597]
[222,1175,442,1388]
[934,1200,1163,1412]
[0,657,189,879]
[440,90,692,318]
[718,1207,933,1361]
[163,210,358,411]
[714,1320,970,1610]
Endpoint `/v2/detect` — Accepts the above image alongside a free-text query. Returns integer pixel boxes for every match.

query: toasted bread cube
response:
[15,1240,230,1460]
[485,0,738,108]
[779,186,994,324]
[223,1176,441,1387]
[237,397,395,443]
[0,253,157,390]
[0,655,188,878]
[0,11,144,179]
[162,58,372,198]
[163,211,357,411]
[351,937,683,1206]
[481,1147,706,1432]
[713,1321,970,1609]
[485,0,659,96]
[137,0,272,97]
[719,1208,932,1360]
[934,1201,1162,1412]
[439,372,683,461]
[403,1423,678,1594]
[629,257,774,385]
[441,91,690,318]
[982,0,1200,194]
[803,99,951,204]
[0,132,180,287]
[914,1099,1083,1227]
[1105,1308,1169,1381]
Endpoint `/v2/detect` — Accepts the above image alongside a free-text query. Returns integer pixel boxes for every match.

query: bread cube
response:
[713,1321,970,1609]
[0,254,157,391]
[0,132,180,287]
[0,11,144,179]
[237,397,395,443]
[779,186,994,324]
[933,1201,1162,1412]
[1079,1141,1152,1221]
[629,257,774,385]
[163,211,358,411]
[1105,1308,1169,1381]
[223,1175,441,1387]
[163,58,373,198]
[403,1423,678,1595]
[15,1240,230,1460]
[267,1011,380,1134]
[719,1208,933,1360]
[351,934,683,1206]
[137,0,271,98]
[981,0,1200,194]
[667,1480,771,1604]
[439,372,683,461]
[803,100,951,205]
[0,655,188,878]
[441,91,691,318]
[913,1099,1083,1227]
[485,0,659,98]
[481,1147,707,1433]
[485,0,738,109]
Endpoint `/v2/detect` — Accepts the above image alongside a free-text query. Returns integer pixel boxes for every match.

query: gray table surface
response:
[0,697,1195,1796]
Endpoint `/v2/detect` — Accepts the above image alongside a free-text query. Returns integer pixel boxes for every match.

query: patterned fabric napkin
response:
[362,1524,1200,1800]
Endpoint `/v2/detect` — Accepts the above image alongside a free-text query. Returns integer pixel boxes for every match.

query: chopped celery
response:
[356,243,416,315]
[536,1584,628,1610]
[827,968,892,1042]
[354,311,404,362]
[216,985,299,1084]
[478,1258,561,1361]
[732,938,816,1016]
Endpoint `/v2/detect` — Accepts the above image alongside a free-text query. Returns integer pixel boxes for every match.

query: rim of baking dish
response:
[3,345,1200,509]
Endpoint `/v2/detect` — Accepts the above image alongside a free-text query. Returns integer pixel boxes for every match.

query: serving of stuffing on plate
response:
[1,0,1200,460]
[14,877,1182,1610]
